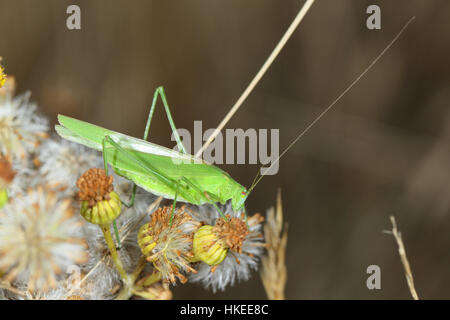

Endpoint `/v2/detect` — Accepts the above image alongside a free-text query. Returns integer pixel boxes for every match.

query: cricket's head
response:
[232,188,249,212]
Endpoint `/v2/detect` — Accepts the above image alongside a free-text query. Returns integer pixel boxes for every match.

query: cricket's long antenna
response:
[196,0,316,157]
[247,16,416,193]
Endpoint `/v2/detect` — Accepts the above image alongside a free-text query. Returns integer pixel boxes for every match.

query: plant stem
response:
[131,270,163,299]
[140,270,162,287]
[100,224,129,282]
[115,255,148,300]
[130,256,147,281]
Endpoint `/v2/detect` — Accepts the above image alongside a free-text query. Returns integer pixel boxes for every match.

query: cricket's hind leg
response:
[126,86,189,208]
[143,86,187,153]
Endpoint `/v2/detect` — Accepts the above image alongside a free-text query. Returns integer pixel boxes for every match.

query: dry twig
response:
[196,0,316,157]
[384,216,419,300]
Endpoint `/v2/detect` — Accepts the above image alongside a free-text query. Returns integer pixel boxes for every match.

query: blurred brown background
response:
[1,0,450,299]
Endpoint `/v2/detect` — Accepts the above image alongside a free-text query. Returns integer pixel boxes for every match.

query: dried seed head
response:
[37,138,104,196]
[0,157,16,189]
[137,206,199,285]
[193,214,255,266]
[213,215,250,254]
[0,187,88,292]
[189,205,265,291]
[77,168,114,206]
[76,168,121,224]
[0,88,48,160]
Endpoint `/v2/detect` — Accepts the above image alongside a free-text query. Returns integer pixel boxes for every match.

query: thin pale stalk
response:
[385,216,419,300]
[115,256,148,300]
[196,0,316,157]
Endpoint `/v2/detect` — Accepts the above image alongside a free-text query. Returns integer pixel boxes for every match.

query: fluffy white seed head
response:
[0,187,88,292]
[37,138,103,195]
[0,92,48,160]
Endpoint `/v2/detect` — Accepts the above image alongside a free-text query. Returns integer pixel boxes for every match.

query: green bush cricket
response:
[56,87,250,245]
[55,17,413,249]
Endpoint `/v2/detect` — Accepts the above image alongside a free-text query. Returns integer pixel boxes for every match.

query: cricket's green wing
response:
[55,115,247,210]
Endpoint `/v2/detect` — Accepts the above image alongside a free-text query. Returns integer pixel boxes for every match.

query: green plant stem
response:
[100,224,129,283]
[115,255,147,300]
[131,256,147,281]
[0,188,8,209]
[100,227,163,300]
[140,270,162,287]
[131,270,163,299]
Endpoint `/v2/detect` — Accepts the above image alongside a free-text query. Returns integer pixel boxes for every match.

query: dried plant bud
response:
[76,168,121,224]
[137,206,199,285]
[193,214,262,267]
[213,215,250,254]
[193,225,228,266]
[77,168,114,205]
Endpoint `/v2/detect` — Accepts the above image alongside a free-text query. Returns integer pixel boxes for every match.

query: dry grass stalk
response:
[196,0,316,157]
[385,216,419,300]
[260,189,287,300]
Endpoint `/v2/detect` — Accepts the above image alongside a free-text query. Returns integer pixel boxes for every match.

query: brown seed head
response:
[138,205,200,284]
[213,214,251,254]
[144,206,194,240]
[76,168,114,207]
[0,157,16,189]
